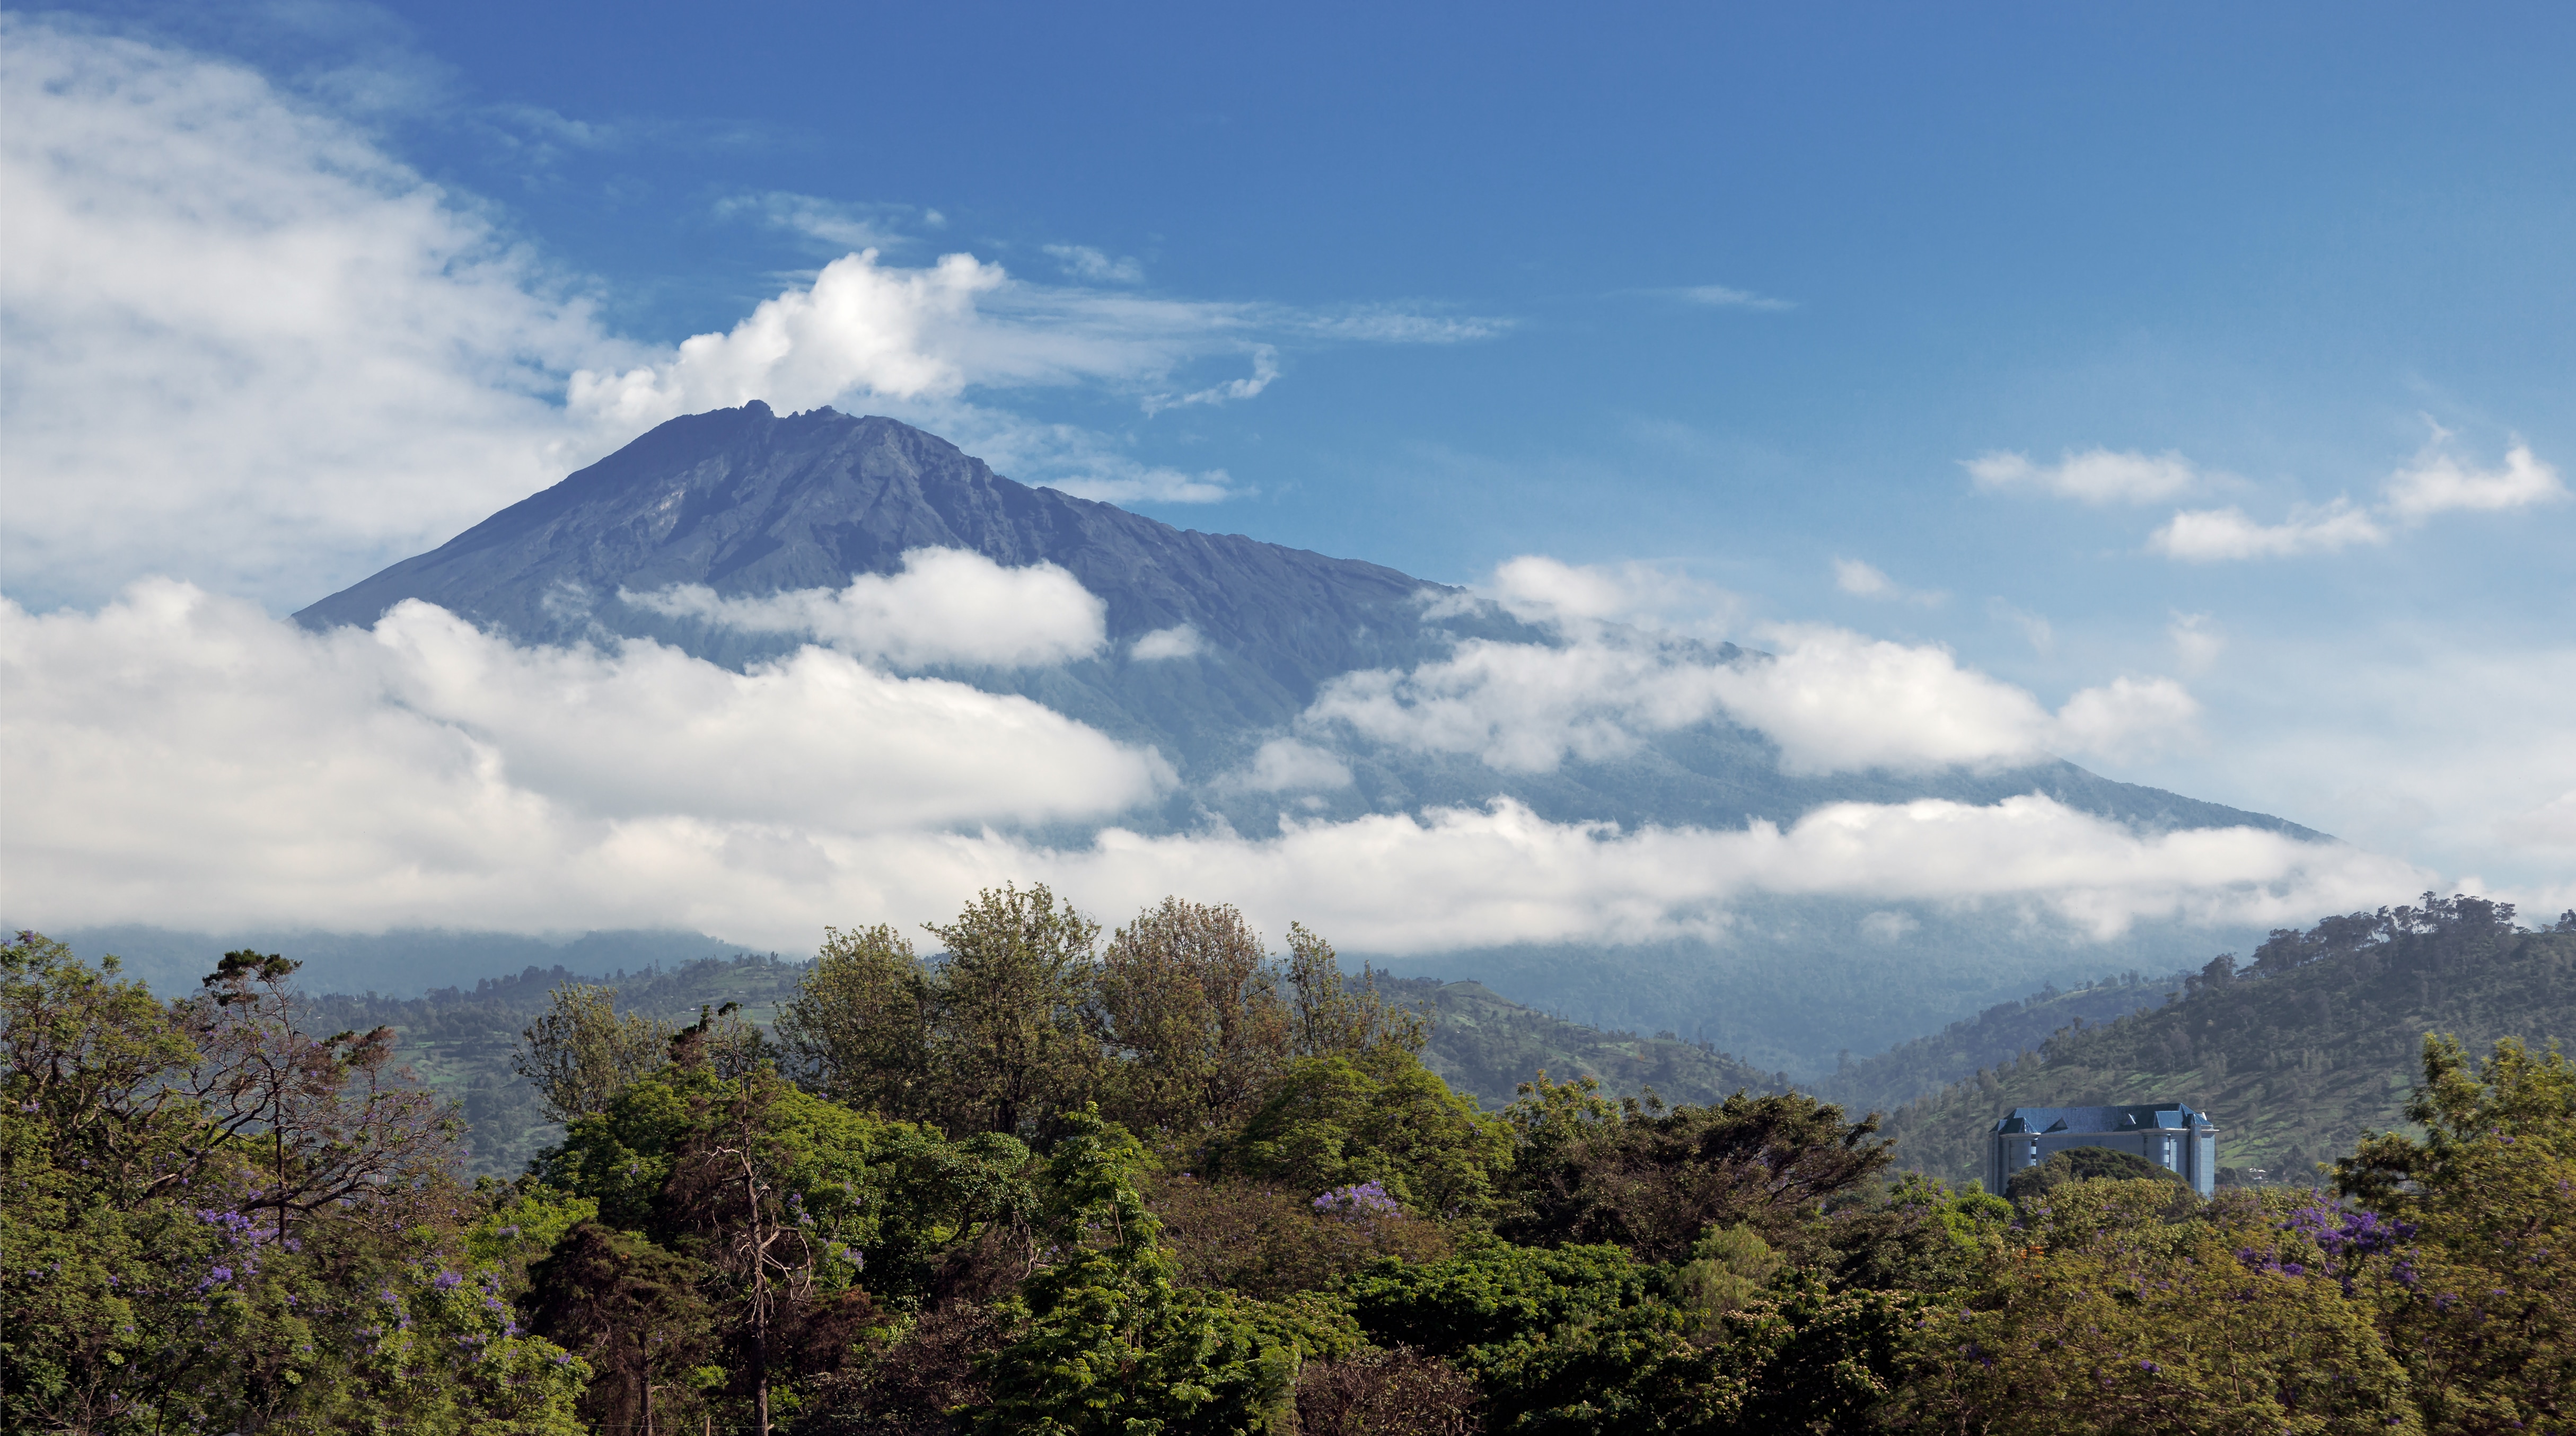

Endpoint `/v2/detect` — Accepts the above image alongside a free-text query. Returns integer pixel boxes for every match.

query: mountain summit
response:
[296,402,1534,773]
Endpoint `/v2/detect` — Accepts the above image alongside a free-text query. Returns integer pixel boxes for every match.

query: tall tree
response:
[187,950,459,1244]
[1097,897,1293,1139]
[922,884,1104,1139]
[527,1221,718,1435]
[1286,923,1425,1059]
[776,923,935,1121]
[514,981,672,1123]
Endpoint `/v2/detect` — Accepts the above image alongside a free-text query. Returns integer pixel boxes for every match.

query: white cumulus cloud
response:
[623,548,1106,668]
[1304,623,2200,777]
[2384,440,2565,521]
[1966,448,2201,504]
[0,585,2426,958]
[1482,556,1741,635]
[1131,626,1205,661]
[2148,499,2388,561]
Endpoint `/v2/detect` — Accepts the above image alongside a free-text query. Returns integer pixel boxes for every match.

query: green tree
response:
[1097,897,1295,1141]
[1342,1239,1742,1433]
[2,934,585,1435]
[1498,1074,1891,1262]
[778,923,937,1120]
[924,883,1106,1139]
[975,1109,1351,1435]
[2335,1035,2574,1434]
[514,980,673,1124]
[527,1219,719,1434]
[1895,1180,2419,1434]
[1285,923,1425,1059]
[1205,1044,1514,1217]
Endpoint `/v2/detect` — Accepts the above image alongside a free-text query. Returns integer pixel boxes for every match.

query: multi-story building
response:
[1986,1103,2220,1197]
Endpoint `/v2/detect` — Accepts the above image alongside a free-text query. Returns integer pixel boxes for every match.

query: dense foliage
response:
[1879,895,2576,1184]
[10,891,2570,1433]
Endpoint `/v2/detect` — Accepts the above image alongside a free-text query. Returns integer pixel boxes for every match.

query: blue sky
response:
[3,1,2570,947]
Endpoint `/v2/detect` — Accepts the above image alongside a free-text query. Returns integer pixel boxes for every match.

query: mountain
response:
[291,402,2326,1072]
[1873,895,2576,1187]
[296,402,2312,841]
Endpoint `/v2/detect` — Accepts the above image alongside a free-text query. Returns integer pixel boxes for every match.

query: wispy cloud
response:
[1980,429,2565,565]
[1834,559,1944,606]
[1144,345,1278,413]
[1044,243,1144,285]
[1965,448,2201,504]
[1986,598,2055,657]
[717,191,940,251]
[1670,284,1796,312]
[2167,612,2223,673]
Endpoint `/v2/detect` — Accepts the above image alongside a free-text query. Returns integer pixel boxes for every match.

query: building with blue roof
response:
[1988,1103,2220,1197]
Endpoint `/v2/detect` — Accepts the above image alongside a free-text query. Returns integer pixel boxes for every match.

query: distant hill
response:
[301,953,810,1177]
[1874,895,2576,1187]
[1815,967,2191,1112]
[1377,975,1791,1109]
[37,923,753,999]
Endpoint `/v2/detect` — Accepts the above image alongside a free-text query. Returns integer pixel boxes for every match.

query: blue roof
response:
[1989,1102,2213,1134]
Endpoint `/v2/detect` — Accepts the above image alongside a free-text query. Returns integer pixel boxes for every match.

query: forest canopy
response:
[5,890,2569,1434]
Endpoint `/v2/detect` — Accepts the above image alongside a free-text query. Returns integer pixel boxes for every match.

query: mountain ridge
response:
[296,401,2318,844]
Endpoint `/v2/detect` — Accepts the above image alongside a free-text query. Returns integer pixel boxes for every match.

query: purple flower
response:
[434,1270,464,1291]
[1313,1181,1401,1219]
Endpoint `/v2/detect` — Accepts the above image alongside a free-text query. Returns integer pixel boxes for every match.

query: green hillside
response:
[303,952,801,1175]
[1876,894,2576,1186]
[1378,975,1791,1107]
[1816,967,2188,1111]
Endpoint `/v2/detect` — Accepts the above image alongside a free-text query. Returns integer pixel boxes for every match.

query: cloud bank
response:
[1305,616,2200,776]
[2,582,2411,952]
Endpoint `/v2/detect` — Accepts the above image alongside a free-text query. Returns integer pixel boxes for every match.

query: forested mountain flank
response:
[1877,895,2576,1185]
[1817,968,2190,1111]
